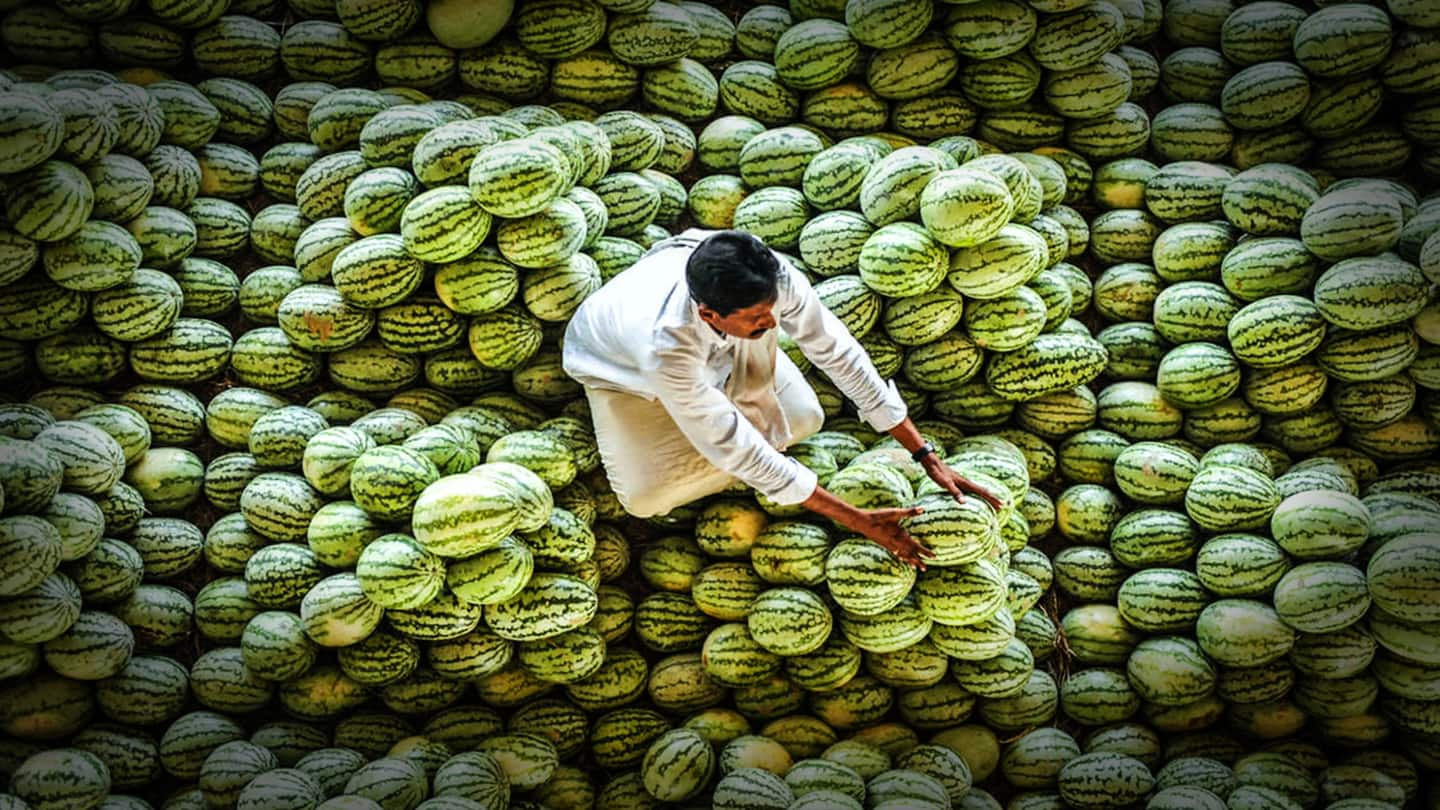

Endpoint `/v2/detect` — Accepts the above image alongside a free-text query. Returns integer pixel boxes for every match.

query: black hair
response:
[685,230,780,316]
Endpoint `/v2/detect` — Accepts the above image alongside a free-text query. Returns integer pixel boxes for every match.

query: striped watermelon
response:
[921,168,1015,248]
[1367,533,1440,623]
[1221,163,1318,236]
[411,473,520,559]
[824,538,916,616]
[496,197,588,269]
[748,587,832,656]
[861,146,953,226]
[1311,256,1429,332]
[1227,295,1327,369]
[773,20,860,91]
[430,750,510,807]
[297,572,384,649]
[738,126,825,189]
[868,33,962,100]
[468,140,571,219]
[1196,598,1296,667]
[400,186,491,264]
[1269,490,1370,559]
[471,732,557,791]
[640,728,714,802]
[858,223,948,298]
[241,610,318,682]
[484,572,596,643]
[0,92,63,175]
[348,446,440,522]
[234,768,325,810]
[1293,4,1394,78]
[33,421,125,496]
[948,223,1049,300]
[915,560,1007,628]
[9,748,110,810]
[1301,190,1404,263]
[714,767,794,810]
[331,234,427,310]
[354,533,445,610]
[803,142,879,211]
[445,535,533,608]
[986,333,1109,402]
[6,161,95,243]
[1271,561,1371,635]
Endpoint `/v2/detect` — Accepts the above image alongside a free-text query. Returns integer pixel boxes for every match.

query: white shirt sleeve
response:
[648,345,819,506]
[775,264,909,433]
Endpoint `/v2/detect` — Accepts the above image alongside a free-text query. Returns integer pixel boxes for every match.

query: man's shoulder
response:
[602,233,710,302]
[650,227,715,253]
[571,242,693,333]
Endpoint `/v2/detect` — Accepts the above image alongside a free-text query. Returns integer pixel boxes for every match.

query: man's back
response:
[561,238,697,397]
[560,229,829,517]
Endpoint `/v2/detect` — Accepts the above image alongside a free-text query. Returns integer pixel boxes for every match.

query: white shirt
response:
[562,229,908,506]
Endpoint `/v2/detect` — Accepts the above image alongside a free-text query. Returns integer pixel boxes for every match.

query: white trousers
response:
[585,353,825,518]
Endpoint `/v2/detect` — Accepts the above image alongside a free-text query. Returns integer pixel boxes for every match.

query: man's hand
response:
[801,485,935,570]
[920,455,1007,513]
[852,505,935,570]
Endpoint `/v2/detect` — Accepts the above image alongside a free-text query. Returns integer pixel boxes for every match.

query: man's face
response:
[698,298,778,340]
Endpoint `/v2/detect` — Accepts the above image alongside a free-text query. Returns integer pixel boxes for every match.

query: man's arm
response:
[651,351,936,566]
[885,417,1008,512]
[774,263,1004,512]
[801,488,933,569]
[772,265,909,434]
[650,350,819,507]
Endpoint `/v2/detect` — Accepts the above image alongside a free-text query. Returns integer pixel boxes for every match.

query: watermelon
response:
[9,748,110,810]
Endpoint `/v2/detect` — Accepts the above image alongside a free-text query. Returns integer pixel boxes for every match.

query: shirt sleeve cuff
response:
[857,380,909,433]
[764,461,819,507]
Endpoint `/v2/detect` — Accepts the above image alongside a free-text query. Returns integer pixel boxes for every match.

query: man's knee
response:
[773,354,825,445]
[593,450,666,519]
[786,390,825,445]
[611,470,732,519]
[612,486,660,519]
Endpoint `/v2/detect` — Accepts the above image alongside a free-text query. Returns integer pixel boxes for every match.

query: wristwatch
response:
[911,441,937,462]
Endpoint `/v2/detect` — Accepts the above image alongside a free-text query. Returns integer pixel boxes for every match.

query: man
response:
[562,229,1001,568]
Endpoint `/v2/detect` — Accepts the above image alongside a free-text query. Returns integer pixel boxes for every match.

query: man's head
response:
[686,231,780,340]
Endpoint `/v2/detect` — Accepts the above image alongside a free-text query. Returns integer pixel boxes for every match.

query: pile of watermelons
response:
[0,0,1439,807]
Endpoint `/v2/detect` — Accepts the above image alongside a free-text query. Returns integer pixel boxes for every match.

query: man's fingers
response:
[957,477,1004,511]
[880,535,931,570]
[938,474,967,504]
[979,487,1003,507]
